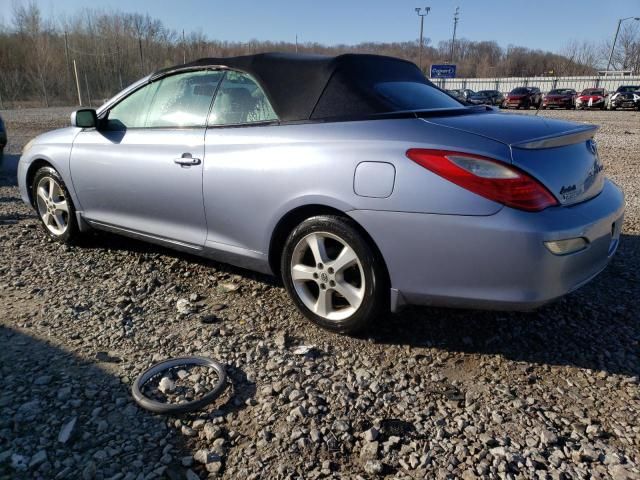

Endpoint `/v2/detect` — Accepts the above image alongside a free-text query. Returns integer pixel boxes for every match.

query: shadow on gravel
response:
[0,327,196,479]
[74,231,281,287]
[372,233,640,378]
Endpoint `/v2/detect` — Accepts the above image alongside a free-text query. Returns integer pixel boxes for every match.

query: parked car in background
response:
[446,89,475,102]
[482,90,505,106]
[504,87,542,109]
[17,53,624,334]
[608,85,640,110]
[468,90,504,106]
[466,91,493,105]
[0,115,6,157]
[541,88,577,109]
[576,88,608,110]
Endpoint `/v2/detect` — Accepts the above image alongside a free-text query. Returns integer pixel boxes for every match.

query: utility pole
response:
[182,29,186,64]
[450,7,460,64]
[295,35,298,54]
[73,59,82,106]
[606,17,640,72]
[415,7,430,73]
[138,36,145,75]
[84,72,92,108]
[64,31,71,100]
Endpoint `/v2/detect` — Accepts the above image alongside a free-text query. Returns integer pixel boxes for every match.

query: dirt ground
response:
[0,107,638,480]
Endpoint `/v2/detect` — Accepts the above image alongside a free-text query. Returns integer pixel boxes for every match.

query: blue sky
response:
[1,0,639,52]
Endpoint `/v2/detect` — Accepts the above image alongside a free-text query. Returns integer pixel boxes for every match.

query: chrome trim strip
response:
[86,219,202,251]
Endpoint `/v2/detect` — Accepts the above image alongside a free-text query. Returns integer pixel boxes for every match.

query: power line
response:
[67,45,121,57]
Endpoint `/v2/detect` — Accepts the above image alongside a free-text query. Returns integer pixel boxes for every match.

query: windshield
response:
[581,89,604,95]
[510,88,530,94]
[375,82,465,111]
[617,86,640,93]
[549,89,573,95]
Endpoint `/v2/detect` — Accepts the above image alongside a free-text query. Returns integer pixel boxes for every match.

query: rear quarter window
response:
[374,82,464,111]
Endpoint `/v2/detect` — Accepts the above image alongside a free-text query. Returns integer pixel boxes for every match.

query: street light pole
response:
[450,6,460,64]
[415,7,430,72]
[606,16,640,73]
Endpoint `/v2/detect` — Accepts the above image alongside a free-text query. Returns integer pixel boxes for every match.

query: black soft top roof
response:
[153,52,431,122]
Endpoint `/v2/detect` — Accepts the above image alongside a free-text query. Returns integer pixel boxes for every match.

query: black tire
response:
[32,166,79,244]
[281,215,388,334]
[131,356,227,414]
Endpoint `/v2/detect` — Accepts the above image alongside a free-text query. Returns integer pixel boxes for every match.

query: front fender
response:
[18,128,82,210]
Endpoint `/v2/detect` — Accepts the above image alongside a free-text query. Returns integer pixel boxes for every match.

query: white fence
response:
[432,76,640,94]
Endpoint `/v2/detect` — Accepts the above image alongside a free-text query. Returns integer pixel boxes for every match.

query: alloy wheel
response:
[290,232,365,321]
[35,176,69,236]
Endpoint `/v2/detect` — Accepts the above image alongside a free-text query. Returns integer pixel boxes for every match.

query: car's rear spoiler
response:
[511,125,599,150]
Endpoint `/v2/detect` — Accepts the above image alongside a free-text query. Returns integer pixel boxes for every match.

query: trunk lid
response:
[422,111,604,206]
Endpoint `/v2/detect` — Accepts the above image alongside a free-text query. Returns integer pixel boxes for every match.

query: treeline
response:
[0,3,634,108]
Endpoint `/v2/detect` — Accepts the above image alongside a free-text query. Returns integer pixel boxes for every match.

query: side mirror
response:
[71,109,97,128]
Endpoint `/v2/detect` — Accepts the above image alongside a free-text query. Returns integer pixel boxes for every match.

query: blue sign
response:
[430,64,457,79]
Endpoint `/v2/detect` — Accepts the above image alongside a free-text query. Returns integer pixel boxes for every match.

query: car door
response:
[70,69,224,248]
[202,70,280,257]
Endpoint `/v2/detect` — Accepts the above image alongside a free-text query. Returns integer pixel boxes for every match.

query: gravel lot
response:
[0,107,638,480]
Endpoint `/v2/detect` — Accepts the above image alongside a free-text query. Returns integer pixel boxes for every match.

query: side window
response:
[209,71,278,126]
[108,82,159,129]
[146,70,224,128]
[107,70,223,129]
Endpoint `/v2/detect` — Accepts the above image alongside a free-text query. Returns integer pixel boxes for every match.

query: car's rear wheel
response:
[32,166,78,243]
[281,215,387,334]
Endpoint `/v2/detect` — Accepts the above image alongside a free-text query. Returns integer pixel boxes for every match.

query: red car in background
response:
[541,88,577,109]
[504,87,542,109]
[576,88,609,110]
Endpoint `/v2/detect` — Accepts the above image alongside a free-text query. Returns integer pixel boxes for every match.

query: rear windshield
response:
[511,87,530,94]
[374,82,464,111]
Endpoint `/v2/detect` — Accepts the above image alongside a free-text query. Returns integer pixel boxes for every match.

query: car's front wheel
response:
[281,215,387,334]
[32,166,78,243]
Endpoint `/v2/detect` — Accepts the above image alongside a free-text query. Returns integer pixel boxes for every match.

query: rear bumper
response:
[611,99,640,108]
[349,179,624,312]
[543,100,572,107]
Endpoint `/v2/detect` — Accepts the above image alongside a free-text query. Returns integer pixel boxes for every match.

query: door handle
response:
[174,153,201,166]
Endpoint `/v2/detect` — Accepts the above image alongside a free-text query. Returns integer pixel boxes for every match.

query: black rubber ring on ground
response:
[132,356,227,414]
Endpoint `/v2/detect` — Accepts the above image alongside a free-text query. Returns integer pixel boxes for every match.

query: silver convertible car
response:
[18,53,624,333]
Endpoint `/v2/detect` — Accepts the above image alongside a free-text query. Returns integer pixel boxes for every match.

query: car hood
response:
[422,111,590,146]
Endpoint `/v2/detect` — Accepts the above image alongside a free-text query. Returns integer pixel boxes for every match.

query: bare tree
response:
[0,6,603,107]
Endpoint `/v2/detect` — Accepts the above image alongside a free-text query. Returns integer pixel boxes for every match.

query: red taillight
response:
[406,149,558,212]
